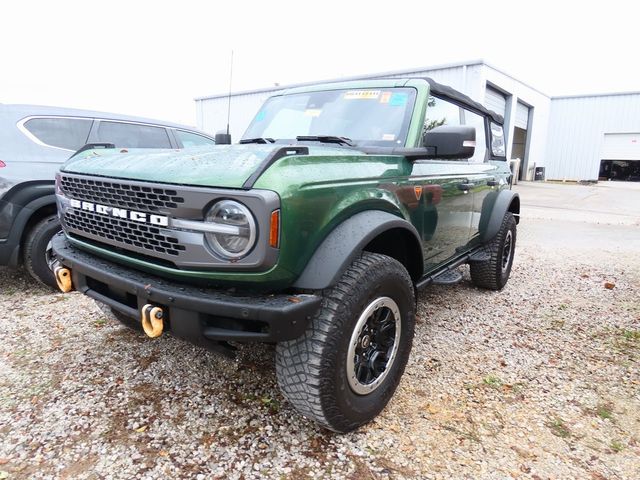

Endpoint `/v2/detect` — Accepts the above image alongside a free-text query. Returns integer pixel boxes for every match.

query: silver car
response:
[0,104,216,287]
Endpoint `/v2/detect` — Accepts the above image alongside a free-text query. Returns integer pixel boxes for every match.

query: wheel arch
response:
[292,210,423,290]
[20,200,58,246]
[2,182,57,266]
[478,189,520,243]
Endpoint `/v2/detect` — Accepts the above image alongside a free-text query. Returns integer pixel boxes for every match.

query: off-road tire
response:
[276,252,416,433]
[470,212,517,290]
[23,214,61,289]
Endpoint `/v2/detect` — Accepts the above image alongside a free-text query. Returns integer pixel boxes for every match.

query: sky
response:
[1,0,638,127]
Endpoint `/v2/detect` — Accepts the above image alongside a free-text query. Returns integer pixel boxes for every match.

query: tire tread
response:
[470,212,517,290]
[276,252,415,432]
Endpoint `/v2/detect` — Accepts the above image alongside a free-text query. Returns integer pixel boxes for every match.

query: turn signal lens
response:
[269,209,280,248]
[0,160,6,168]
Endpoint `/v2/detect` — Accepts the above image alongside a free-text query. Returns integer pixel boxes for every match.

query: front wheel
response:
[275,252,416,433]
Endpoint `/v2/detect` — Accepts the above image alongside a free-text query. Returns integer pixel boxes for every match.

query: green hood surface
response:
[62,144,367,189]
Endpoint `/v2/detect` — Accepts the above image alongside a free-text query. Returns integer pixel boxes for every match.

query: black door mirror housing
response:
[423,125,476,159]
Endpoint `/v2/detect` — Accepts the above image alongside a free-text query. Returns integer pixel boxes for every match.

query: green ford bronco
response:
[51,78,519,432]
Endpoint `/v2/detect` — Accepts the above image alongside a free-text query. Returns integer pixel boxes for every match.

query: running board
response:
[416,249,484,290]
[431,269,463,285]
[468,250,491,263]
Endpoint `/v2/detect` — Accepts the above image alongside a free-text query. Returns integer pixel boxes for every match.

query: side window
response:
[490,122,506,157]
[462,110,487,163]
[424,96,461,133]
[97,121,171,148]
[176,130,215,148]
[23,117,92,150]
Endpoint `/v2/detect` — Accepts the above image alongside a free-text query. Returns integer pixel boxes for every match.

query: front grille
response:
[60,175,185,213]
[64,209,186,256]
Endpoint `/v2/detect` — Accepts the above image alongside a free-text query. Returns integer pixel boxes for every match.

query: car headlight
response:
[204,200,256,259]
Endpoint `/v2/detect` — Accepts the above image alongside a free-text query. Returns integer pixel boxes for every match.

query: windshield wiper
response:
[239,137,276,144]
[296,135,354,147]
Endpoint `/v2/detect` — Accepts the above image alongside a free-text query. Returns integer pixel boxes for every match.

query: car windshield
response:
[243,87,417,147]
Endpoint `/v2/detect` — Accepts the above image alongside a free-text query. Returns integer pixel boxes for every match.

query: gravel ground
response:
[1,216,639,479]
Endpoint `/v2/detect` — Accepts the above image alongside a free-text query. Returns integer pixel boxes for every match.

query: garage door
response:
[485,87,507,117]
[602,133,640,160]
[515,102,529,129]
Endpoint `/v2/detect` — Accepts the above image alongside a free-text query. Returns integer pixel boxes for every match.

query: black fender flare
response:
[293,210,422,290]
[478,189,520,243]
[0,182,57,266]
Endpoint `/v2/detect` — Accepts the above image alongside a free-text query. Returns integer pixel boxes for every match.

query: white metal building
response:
[545,92,640,181]
[195,60,640,182]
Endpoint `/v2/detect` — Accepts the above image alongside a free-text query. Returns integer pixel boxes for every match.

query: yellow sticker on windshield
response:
[304,108,322,117]
[344,90,380,100]
[380,92,392,104]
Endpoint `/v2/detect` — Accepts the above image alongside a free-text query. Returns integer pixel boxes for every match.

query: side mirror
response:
[215,131,232,145]
[423,125,476,159]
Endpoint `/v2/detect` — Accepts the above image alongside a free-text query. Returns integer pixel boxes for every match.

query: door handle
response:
[457,182,475,192]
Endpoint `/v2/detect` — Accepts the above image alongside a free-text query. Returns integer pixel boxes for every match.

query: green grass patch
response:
[547,417,571,438]
[260,396,280,413]
[483,375,503,389]
[610,440,624,453]
[596,403,614,421]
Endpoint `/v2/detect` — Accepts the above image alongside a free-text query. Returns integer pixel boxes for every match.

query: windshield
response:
[243,87,417,147]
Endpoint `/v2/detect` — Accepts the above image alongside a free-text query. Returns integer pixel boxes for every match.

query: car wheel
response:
[470,212,517,290]
[23,214,62,289]
[275,252,416,433]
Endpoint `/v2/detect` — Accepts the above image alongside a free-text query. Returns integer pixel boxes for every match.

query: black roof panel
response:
[422,77,504,124]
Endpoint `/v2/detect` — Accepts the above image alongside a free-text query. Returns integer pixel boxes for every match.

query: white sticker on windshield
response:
[344,90,380,100]
[304,109,322,117]
[382,133,396,141]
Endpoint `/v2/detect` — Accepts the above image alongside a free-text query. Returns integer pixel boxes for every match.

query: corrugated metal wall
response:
[545,94,640,181]
[197,90,278,140]
[194,62,551,179]
[485,87,507,117]
[195,65,479,140]
[515,102,529,129]
[480,67,550,178]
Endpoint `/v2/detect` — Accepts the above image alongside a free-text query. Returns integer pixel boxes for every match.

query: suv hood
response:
[61,144,364,189]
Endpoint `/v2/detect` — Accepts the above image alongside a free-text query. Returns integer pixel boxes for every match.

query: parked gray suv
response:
[0,104,215,287]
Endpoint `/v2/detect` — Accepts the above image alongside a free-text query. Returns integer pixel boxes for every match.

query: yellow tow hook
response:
[54,265,73,293]
[141,304,164,338]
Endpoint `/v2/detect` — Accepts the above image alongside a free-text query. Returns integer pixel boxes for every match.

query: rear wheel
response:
[470,212,517,290]
[23,214,61,289]
[276,252,416,433]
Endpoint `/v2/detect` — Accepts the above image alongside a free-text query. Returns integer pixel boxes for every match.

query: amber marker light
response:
[269,209,280,248]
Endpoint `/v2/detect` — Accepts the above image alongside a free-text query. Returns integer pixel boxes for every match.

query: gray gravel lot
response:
[1,182,639,479]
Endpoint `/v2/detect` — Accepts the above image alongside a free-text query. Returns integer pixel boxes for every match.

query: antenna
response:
[226,50,234,136]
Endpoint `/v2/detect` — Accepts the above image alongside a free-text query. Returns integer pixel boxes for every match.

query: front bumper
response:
[51,233,321,349]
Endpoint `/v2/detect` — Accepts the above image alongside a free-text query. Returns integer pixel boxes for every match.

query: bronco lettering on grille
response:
[69,199,169,227]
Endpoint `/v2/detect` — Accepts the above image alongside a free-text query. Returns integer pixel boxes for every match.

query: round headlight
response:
[204,200,256,259]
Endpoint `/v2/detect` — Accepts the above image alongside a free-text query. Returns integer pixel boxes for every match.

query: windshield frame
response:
[242,87,418,148]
